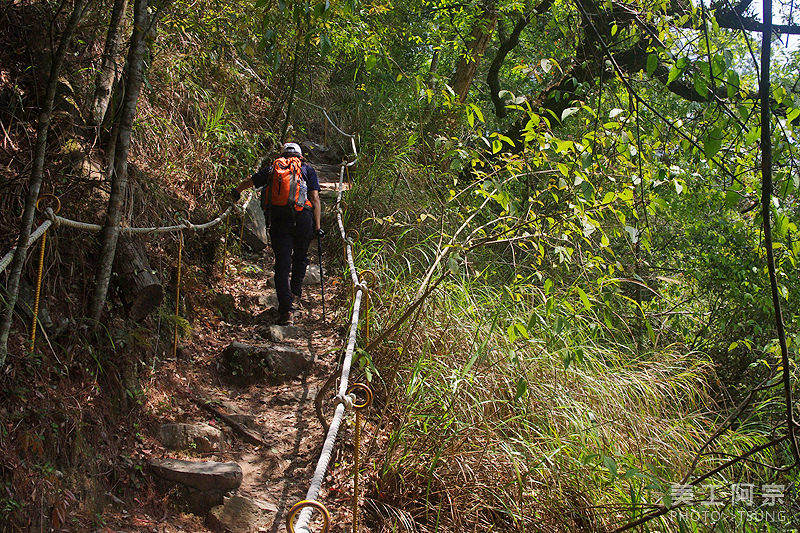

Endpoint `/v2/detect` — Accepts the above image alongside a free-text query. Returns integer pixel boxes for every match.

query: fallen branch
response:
[191,396,266,447]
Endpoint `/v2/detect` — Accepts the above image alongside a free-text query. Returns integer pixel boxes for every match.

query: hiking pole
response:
[317,229,326,322]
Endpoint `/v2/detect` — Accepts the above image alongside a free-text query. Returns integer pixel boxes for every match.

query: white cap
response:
[281,142,302,156]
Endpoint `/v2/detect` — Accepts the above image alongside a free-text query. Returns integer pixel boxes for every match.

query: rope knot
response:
[334,393,355,410]
[355,282,368,294]
[43,208,59,228]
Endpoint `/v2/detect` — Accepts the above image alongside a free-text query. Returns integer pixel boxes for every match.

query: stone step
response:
[221,342,313,384]
[149,458,243,492]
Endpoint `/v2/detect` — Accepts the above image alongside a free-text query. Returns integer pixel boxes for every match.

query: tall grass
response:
[344,160,795,531]
[356,269,796,531]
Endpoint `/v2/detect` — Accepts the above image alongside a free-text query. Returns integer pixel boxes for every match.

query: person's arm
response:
[235,177,254,194]
[309,189,322,231]
[304,164,323,232]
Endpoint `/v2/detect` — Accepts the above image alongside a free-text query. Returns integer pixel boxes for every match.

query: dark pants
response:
[269,209,314,314]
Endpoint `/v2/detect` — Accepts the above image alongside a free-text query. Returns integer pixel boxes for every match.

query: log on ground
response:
[113,236,163,321]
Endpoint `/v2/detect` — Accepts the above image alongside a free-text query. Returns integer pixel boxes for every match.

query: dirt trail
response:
[99,166,361,532]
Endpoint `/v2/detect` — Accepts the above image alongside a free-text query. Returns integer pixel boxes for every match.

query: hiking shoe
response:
[276,311,293,325]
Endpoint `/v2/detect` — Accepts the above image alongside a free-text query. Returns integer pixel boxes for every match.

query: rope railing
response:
[287,126,374,533]
[0,195,248,276]
[0,218,53,275]
[47,204,236,233]
[2,192,253,355]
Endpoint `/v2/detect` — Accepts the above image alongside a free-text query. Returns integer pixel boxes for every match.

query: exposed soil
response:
[96,239,370,533]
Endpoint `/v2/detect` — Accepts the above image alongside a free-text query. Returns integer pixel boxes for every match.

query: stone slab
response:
[148,459,242,492]
[158,423,225,453]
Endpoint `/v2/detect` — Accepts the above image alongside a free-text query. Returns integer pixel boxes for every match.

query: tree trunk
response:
[450,0,498,103]
[0,0,87,364]
[487,13,530,118]
[113,236,163,321]
[428,49,440,86]
[89,0,153,323]
[89,0,130,127]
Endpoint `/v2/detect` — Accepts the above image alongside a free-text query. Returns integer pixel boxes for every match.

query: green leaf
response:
[447,256,460,273]
[776,214,790,238]
[693,71,708,98]
[667,65,680,85]
[603,456,618,479]
[514,377,528,400]
[646,53,658,76]
[469,104,485,124]
[365,54,377,71]
[624,467,641,479]
[704,127,723,159]
[618,189,634,202]
[492,139,502,154]
[725,190,740,208]
[577,287,591,310]
[319,33,332,56]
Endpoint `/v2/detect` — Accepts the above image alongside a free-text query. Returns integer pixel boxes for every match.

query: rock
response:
[269,344,315,377]
[185,487,229,515]
[206,495,275,533]
[221,342,313,385]
[239,196,268,252]
[272,389,316,405]
[300,141,346,165]
[258,294,279,308]
[148,459,242,492]
[157,423,225,453]
[303,265,321,285]
[214,293,238,321]
[266,324,303,342]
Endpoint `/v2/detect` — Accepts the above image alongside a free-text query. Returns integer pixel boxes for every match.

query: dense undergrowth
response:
[345,147,800,530]
[2,0,800,531]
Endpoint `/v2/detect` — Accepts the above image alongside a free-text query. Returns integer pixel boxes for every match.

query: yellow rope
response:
[30,230,46,354]
[173,229,183,359]
[172,210,188,359]
[347,383,373,533]
[354,408,362,532]
[221,212,230,278]
[30,195,60,353]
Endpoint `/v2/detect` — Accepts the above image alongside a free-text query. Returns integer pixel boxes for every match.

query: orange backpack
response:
[263,156,312,212]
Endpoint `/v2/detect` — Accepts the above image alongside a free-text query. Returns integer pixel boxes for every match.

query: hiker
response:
[231,142,323,325]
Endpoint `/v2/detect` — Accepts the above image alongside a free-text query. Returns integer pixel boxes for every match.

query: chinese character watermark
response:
[668,483,788,526]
